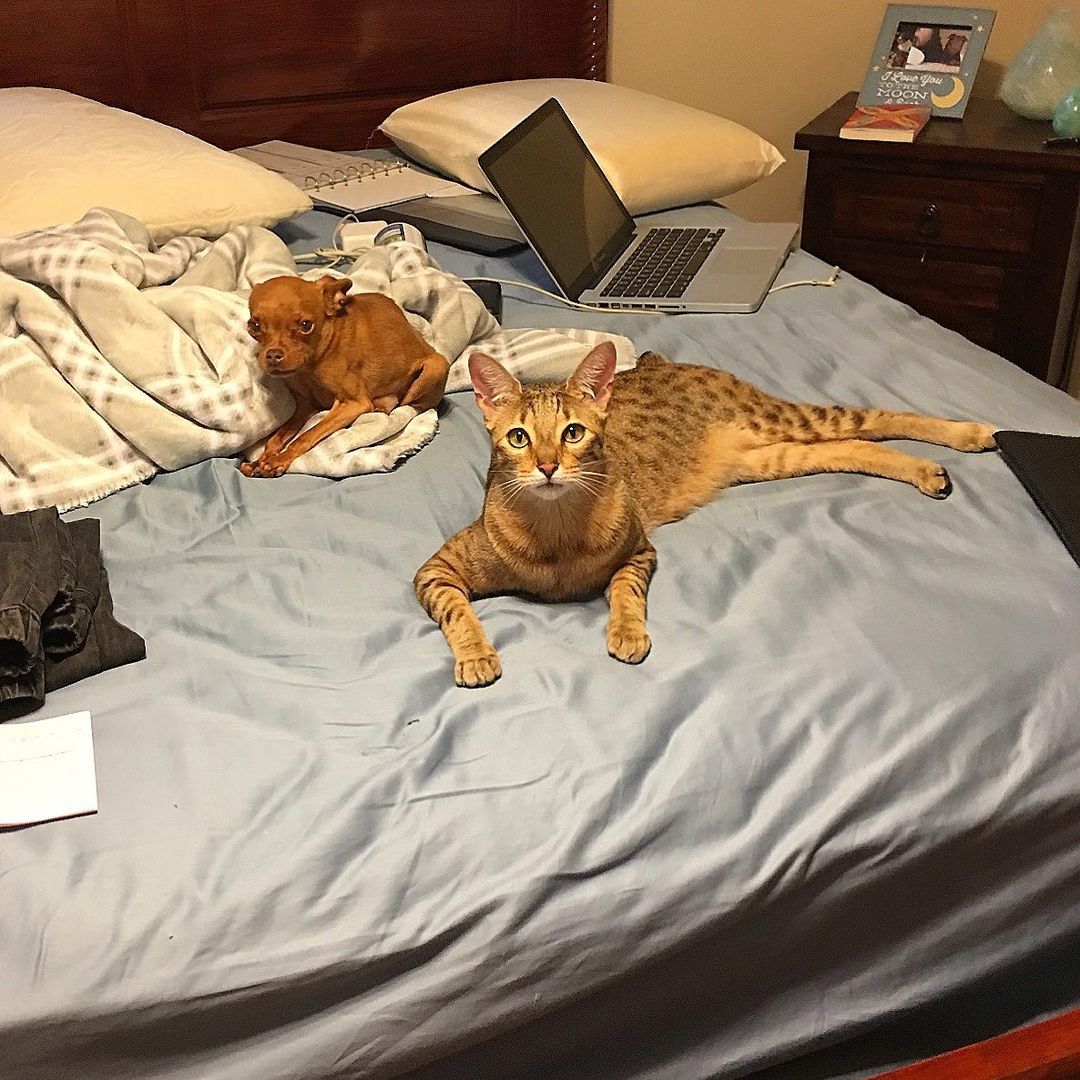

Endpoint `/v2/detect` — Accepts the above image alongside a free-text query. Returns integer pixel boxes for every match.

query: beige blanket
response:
[0,209,634,513]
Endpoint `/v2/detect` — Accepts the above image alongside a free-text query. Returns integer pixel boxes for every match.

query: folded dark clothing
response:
[46,552,146,694]
[0,508,62,709]
[0,635,44,719]
[0,510,145,721]
[41,516,81,656]
[43,518,101,658]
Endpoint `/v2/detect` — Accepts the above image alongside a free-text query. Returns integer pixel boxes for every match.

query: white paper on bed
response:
[0,712,97,827]
[0,208,635,512]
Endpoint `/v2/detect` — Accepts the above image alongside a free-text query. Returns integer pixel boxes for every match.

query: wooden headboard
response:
[1,0,608,148]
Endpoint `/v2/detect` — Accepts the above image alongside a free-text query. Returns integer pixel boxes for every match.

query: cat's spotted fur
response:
[415,343,996,687]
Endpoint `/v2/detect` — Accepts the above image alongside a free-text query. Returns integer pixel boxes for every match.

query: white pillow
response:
[381,79,784,215]
[0,88,311,242]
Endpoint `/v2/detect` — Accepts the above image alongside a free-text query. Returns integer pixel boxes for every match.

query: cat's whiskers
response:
[491,473,532,510]
[573,469,610,486]
[567,475,606,499]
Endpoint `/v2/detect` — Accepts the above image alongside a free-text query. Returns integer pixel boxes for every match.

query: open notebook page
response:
[233,141,473,212]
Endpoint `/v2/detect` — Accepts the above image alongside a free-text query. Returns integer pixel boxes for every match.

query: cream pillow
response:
[0,88,311,242]
[381,79,784,215]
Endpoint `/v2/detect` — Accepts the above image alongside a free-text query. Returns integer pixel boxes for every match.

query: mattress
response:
[4,205,1080,1080]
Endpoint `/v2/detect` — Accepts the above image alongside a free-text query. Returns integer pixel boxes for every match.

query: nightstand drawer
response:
[839,247,1011,351]
[830,168,1040,255]
[798,94,1080,381]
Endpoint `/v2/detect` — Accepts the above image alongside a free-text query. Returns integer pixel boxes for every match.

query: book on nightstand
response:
[839,104,931,142]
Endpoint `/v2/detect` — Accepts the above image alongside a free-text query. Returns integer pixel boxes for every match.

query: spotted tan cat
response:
[415,343,996,688]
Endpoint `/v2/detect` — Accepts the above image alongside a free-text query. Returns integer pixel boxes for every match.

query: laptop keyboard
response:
[600,227,724,299]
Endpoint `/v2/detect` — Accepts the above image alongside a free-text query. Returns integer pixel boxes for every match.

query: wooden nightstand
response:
[795,92,1080,385]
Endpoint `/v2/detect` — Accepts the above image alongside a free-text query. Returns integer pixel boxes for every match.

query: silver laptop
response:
[477,98,798,313]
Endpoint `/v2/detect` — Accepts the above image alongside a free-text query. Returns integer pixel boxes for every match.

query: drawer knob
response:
[916,202,941,239]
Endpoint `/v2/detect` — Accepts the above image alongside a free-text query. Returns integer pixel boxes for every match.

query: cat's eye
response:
[298,319,314,335]
[562,423,586,444]
[506,427,530,449]
[248,319,261,337]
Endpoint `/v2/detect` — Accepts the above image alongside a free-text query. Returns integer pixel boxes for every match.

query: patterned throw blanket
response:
[0,209,634,513]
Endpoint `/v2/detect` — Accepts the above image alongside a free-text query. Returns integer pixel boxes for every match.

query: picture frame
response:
[857,5,995,118]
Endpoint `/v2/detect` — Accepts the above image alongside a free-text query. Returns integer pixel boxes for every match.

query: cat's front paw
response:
[455,650,502,688]
[607,625,652,665]
[915,463,952,499]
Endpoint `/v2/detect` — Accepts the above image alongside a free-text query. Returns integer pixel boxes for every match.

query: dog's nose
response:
[264,348,285,367]
[537,462,558,479]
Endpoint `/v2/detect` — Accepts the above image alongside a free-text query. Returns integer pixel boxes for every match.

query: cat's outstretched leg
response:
[415,524,503,688]
[750,399,996,451]
[733,440,954,498]
[606,542,657,664]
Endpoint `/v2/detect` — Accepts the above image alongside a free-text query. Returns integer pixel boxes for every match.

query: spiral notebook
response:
[233,141,472,213]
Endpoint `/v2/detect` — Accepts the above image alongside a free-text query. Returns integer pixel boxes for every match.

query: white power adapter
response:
[337,221,387,252]
[338,220,427,253]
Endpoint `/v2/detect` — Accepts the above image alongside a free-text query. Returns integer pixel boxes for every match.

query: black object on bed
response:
[346,194,527,255]
[996,430,1080,570]
[0,508,146,720]
[464,278,504,322]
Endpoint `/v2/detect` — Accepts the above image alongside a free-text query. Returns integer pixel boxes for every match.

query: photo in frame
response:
[857,5,995,118]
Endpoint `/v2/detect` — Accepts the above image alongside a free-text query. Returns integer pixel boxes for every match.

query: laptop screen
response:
[478,99,637,301]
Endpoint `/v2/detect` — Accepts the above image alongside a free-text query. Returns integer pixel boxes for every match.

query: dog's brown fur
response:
[242,275,449,477]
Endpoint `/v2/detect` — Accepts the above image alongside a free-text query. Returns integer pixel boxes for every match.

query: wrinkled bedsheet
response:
[3,206,1080,1080]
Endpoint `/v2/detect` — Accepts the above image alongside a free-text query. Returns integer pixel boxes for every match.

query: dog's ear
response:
[319,275,353,316]
[468,351,521,420]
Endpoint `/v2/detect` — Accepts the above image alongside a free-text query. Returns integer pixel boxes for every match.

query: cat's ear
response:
[566,341,617,412]
[469,351,522,418]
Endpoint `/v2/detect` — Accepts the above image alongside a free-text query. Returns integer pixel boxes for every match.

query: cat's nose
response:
[537,462,558,479]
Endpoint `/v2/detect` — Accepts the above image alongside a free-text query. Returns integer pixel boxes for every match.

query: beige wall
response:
[610,1,1056,223]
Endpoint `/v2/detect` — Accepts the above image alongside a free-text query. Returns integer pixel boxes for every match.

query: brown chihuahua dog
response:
[241,275,450,478]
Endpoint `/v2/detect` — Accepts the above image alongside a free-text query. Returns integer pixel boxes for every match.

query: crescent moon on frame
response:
[931,76,965,109]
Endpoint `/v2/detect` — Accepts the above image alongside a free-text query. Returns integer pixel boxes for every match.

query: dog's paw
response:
[250,454,290,478]
[955,422,997,452]
[455,650,502,689]
[239,460,257,477]
[607,624,652,665]
[915,463,952,499]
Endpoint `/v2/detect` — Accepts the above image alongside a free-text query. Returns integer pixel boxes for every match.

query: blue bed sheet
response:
[4,206,1080,1080]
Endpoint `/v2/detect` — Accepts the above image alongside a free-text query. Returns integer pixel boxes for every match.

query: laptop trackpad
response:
[686,248,787,302]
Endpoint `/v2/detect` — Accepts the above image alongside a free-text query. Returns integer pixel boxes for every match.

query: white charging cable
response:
[768,265,841,293]
[460,267,842,313]
[294,228,842,308]
[293,215,363,267]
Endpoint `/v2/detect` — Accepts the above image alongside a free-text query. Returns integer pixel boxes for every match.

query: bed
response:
[5,5,1080,1080]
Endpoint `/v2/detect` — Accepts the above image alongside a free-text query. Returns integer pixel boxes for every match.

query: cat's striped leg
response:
[764,401,996,451]
[606,542,657,664]
[414,526,503,688]
[733,440,954,498]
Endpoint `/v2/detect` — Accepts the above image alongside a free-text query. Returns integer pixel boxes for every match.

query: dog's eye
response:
[248,319,261,336]
[506,428,530,449]
[562,423,586,444]
[298,319,314,335]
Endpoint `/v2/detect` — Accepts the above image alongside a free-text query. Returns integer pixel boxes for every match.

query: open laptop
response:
[477,98,798,313]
